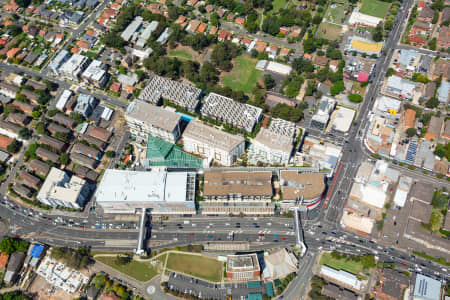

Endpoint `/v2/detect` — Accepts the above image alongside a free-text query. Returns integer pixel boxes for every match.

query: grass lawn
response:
[272,0,286,13]
[166,253,222,282]
[319,253,364,275]
[352,82,367,95]
[96,256,158,282]
[168,49,193,60]
[316,22,343,41]
[222,55,262,94]
[360,0,390,18]
[324,3,346,24]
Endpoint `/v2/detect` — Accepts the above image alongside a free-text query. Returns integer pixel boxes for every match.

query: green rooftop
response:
[247,281,261,289]
[247,293,262,300]
[146,136,203,168]
[265,282,274,297]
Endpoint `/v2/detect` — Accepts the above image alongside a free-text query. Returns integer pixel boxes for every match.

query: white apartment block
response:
[58,54,90,81]
[200,93,262,132]
[81,59,109,88]
[37,167,90,209]
[125,100,182,144]
[182,120,245,166]
[248,118,296,165]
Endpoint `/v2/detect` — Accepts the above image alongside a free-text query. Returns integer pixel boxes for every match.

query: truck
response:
[184,220,190,224]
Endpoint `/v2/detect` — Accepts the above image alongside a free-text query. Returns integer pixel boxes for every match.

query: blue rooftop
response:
[413,274,441,300]
[30,244,44,258]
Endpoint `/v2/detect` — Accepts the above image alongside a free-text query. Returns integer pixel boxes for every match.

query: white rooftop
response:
[95,169,191,203]
[331,106,355,133]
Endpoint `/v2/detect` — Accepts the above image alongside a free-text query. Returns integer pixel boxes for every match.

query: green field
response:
[360,0,390,18]
[316,22,343,40]
[272,0,287,12]
[166,253,223,282]
[168,49,193,60]
[96,256,158,282]
[319,253,364,275]
[324,3,346,24]
[222,55,262,94]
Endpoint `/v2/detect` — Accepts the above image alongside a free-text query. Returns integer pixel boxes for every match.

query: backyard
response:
[316,22,343,41]
[319,253,364,275]
[360,0,390,18]
[166,253,223,282]
[222,55,262,94]
[95,256,159,282]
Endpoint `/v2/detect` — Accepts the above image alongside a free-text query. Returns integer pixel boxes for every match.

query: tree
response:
[7,25,22,37]
[348,94,363,103]
[386,68,396,77]
[330,81,345,96]
[263,74,276,89]
[373,25,384,42]
[18,128,32,140]
[425,97,439,109]
[6,140,20,154]
[59,153,69,165]
[0,237,29,254]
[31,110,41,119]
[102,32,126,50]
[406,127,417,137]
[69,112,84,125]
[428,38,437,50]
[35,122,46,135]
[361,255,376,269]
[14,0,30,7]
[105,150,115,158]
[24,142,38,161]
[47,109,59,117]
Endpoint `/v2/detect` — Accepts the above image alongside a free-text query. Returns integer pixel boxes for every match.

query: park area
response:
[323,3,347,24]
[360,0,390,18]
[316,22,343,41]
[221,55,262,94]
[319,253,364,275]
[166,253,223,282]
[95,256,159,282]
[168,49,193,60]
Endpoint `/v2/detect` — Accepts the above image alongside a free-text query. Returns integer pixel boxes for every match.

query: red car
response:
[282,237,287,241]
[189,233,194,236]
[13,234,19,238]
[47,217,52,221]
[401,263,407,266]
[258,234,264,237]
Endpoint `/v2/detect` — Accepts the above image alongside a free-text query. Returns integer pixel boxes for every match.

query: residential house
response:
[425,116,443,141]
[28,159,50,177]
[437,26,450,48]
[417,6,434,23]
[19,171,40,190]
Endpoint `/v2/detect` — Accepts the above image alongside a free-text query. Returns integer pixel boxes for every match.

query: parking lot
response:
[167,272,267,300]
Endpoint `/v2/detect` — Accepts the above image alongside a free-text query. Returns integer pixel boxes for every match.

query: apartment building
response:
[125,100,182,144]
[81,60,109,88]
[248,118,296,165]
[182,120,245,166]
[139,74,201,112]
[201,170,274,215]
[58,54,91,81]
[200,93,262,132]
[37,167,90,209]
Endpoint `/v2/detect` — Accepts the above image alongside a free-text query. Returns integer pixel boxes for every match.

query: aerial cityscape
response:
[0,0,447,298]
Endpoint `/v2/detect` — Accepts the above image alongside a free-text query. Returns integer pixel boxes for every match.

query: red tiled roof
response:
[0,136,14,149]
